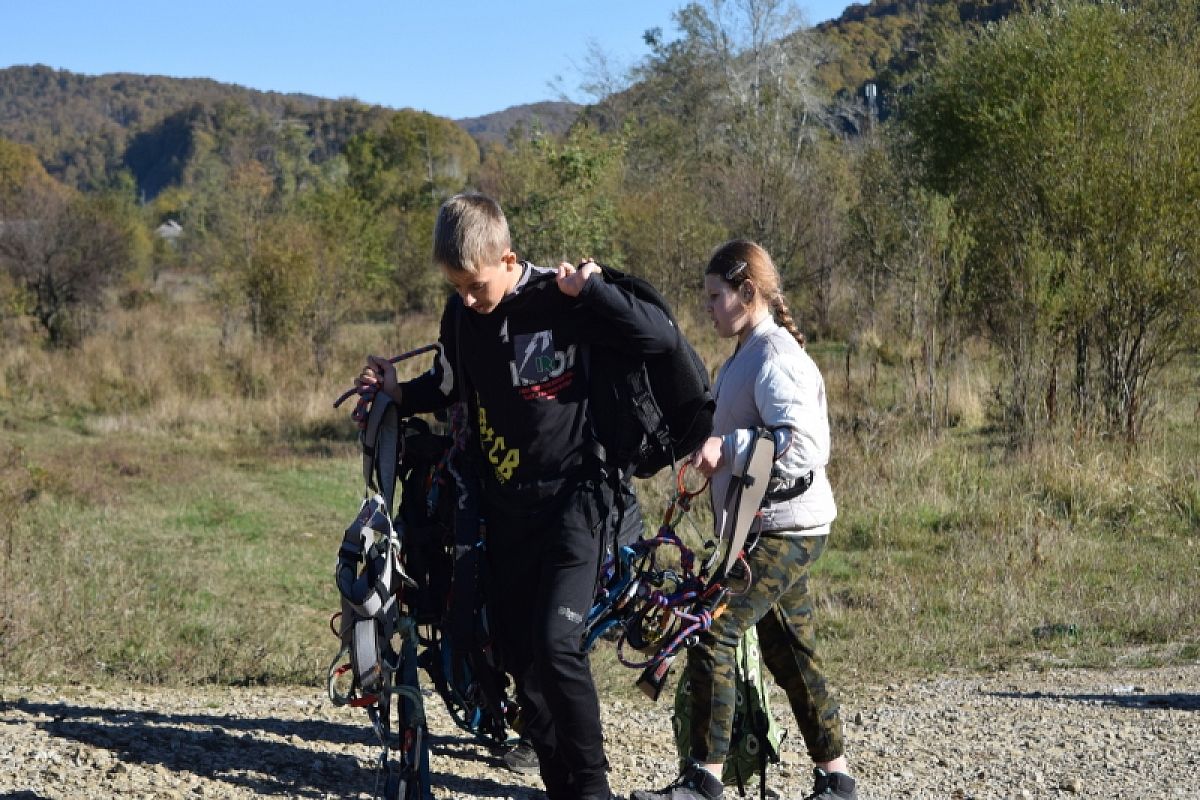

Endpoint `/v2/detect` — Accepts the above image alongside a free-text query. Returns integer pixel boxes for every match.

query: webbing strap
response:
[352,617,384,694]
[361,394,402,515]
[716,428,775,580]
[335,495,416,621]
[628,369,668,447]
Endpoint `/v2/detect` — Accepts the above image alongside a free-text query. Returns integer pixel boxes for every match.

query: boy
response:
[357,192,675,800]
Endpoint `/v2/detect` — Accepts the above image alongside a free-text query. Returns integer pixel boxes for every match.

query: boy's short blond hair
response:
[433,193,511,274]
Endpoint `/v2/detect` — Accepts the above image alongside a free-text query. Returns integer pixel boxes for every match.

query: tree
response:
[604,0,844,329]
[202,161,277,346]
[346,109,479,310]
[346,109,479,212]
[846,139,971,428]
[0,138,60,210]
[293,187,392,373]
[614,168,726,302]
[0,190,138,347]
[646,1,830,270]
[0,139,140,346]
[901,0,1200,441]
[200,158,392,368]
[480,123,626,268]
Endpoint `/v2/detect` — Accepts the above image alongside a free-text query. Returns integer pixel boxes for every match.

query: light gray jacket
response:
[710,316,837,537]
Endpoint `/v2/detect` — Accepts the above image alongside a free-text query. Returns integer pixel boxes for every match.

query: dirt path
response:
[2,665,1197,799]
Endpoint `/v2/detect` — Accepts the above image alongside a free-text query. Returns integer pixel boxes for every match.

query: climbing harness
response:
[584,429,776,702]
[327,488,430,800]
[328,346,518,799]
[712,428,776,582]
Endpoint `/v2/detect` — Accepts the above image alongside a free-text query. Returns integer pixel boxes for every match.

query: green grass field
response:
[1,291,1197,694]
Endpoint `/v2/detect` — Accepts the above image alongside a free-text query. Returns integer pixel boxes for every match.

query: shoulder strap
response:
[361,391,402,515]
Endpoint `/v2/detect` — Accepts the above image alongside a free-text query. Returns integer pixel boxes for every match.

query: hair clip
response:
[724,260,748,283]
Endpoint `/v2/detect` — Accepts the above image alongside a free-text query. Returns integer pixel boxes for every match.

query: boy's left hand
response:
[556,258,600,297]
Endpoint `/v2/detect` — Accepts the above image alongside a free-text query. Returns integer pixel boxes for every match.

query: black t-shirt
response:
[397,263,677,510]
[456,269,592,502]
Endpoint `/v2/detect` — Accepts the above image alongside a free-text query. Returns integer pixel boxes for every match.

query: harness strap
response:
[335,494,416,621]
[766,469,814,502]
[716,428,775,580]
[361,394,402,514]
[353,616,385,694]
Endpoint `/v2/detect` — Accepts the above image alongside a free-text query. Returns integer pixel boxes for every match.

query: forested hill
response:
[0,65,578,194]
[456,101,581,146]
[582,0,1027,134]
[0,65,343,190]
[814,0,1022,98]
[0,1,1029,194]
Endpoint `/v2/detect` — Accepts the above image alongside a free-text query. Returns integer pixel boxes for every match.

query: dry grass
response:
[1,277,1197,690]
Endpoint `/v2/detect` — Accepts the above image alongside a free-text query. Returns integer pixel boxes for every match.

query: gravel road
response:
[2,664,1197,799]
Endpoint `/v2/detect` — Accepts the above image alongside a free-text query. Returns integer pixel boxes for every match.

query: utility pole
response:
[864,81,878,134]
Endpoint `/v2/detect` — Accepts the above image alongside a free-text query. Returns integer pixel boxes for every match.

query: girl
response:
[633,240,856,800]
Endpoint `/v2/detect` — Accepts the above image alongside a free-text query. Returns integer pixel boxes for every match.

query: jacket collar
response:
[740,315,778,351]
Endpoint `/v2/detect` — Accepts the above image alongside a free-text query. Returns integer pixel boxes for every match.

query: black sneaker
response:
[804,768,857,800]
[501,739,539,775]
[631,762,723,800]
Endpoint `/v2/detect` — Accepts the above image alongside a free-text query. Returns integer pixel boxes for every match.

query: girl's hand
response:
[690,436,725,477]
[357,355,398,396]
[556,258,601,297]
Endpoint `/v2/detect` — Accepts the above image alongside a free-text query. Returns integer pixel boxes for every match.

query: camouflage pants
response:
[685,533,845,765]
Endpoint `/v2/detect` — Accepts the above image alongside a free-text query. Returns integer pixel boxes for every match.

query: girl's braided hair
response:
[705,239,806,347]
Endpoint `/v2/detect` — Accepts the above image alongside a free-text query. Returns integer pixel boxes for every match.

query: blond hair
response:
[705,239,806,347]
[433,193,511,274]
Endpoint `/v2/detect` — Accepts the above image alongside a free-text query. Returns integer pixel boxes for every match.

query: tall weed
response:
[1,277,1196,687]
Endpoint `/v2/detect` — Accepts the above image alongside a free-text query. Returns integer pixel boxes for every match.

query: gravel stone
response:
[1,665,1197,798]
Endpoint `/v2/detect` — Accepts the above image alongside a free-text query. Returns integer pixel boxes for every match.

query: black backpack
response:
[592,265,715,479]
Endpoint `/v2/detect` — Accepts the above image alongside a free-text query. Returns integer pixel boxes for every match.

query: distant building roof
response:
[155,219,183,239]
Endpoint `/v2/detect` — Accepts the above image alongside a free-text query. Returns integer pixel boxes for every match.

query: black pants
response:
[486,477,613,800]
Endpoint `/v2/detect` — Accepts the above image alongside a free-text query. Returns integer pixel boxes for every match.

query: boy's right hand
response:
[556,258,601,298]
[357,355,398,398]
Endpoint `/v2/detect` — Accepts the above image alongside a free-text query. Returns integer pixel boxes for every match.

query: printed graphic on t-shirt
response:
[477,401,519,483]
[509,331,576,400]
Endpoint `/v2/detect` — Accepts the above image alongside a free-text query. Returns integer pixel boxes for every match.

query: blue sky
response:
[0,0,850,119]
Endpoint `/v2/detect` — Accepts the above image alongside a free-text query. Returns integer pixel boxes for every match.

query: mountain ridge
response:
[0,1,1025,192]
[0,64,581,191]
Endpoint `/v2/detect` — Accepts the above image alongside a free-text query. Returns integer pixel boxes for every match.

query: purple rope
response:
[333,344,439,429]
